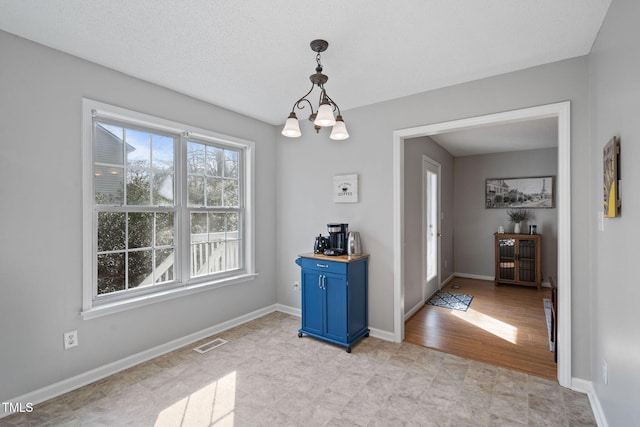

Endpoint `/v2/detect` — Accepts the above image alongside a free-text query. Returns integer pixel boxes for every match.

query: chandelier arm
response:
[317,87,326,106]
[291,84,317,114]
[323,92,341,116]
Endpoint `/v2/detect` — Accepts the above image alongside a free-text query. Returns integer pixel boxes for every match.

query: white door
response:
[423,156,441,300]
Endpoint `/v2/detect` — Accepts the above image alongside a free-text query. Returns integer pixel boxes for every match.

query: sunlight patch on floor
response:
[452,308,518,344]
[155,371,236,426]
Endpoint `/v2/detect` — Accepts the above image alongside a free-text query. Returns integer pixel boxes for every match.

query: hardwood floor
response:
[405,277,557,380]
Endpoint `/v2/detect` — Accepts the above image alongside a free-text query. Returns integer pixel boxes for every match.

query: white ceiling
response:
[0,1,609,156]
[0,0,610,127]
[430,117,559,157]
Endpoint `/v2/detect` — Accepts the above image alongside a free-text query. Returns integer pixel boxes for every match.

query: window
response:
[83,100,255,317]
[186,141,242,277]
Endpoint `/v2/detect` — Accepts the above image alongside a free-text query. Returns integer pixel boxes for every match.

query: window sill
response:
[81,273,258,320]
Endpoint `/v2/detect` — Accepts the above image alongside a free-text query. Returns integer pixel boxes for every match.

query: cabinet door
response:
[323,273,347,342]
[301,270,324,336]
[517,238,537,283]
[497,238,516,280]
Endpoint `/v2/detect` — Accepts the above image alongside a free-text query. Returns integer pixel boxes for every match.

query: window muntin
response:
[88,109,250,307]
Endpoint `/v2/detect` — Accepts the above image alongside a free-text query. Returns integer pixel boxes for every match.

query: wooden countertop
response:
[298,253,369,263]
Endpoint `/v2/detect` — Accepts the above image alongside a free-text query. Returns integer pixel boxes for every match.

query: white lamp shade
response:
[330,119,349,140]
[314,103,336,127]
[281,116,301,137]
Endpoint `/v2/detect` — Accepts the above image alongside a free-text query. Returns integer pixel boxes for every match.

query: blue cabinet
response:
[295,254,369,352]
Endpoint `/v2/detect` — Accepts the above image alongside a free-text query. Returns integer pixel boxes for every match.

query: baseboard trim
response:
[404,300,425,321]
[1,304,280,419]
[404,274,458,321]
[452,273,551,288]
[440,273,456,287]
[571,378,608,427]
[273,303,300,317]
[369,327,396,342]
[454,272,495,281]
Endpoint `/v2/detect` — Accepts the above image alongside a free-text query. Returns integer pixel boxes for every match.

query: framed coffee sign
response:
[334,174,358,203]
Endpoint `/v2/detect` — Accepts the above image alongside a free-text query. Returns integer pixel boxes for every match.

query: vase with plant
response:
[507,209,529,233]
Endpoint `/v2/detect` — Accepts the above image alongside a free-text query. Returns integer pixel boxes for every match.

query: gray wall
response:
[403,137,455,314]
[454,148,558,280]
[276,55,591,379]
[589,0,640,424]
[0,31,277,401]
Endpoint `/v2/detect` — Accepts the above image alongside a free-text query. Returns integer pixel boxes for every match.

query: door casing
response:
[392,101,571,387]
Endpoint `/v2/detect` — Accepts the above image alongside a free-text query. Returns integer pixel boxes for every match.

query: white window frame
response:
[82,99,256,319]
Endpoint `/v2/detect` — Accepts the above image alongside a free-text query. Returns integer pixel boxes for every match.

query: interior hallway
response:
[405,277,557,380]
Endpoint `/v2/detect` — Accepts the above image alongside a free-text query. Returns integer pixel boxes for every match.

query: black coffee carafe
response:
[314,234,328,254]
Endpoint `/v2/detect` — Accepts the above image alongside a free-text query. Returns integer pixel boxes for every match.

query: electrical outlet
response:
[64,330,78,350]
[602,359,608,384]
[293,281,300,291]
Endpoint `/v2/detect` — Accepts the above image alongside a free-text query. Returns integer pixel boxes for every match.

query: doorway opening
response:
[392,102,571,387]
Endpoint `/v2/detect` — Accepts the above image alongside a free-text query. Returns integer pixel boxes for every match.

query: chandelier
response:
[281,39,349,140]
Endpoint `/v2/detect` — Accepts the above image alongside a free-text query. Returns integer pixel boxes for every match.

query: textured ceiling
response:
[0,0,610,128]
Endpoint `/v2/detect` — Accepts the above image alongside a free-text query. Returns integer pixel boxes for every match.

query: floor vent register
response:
[193,338,228,354]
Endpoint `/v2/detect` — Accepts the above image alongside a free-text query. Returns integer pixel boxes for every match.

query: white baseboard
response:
[273,303,300,317]
[440,273,456,287]
[404,273,458,320]
[404,300,425,320]
[453,272,551,288]
[454,272,495,281]
[571,378,609,427]
[2,304,280,419]
[369,327,395,342]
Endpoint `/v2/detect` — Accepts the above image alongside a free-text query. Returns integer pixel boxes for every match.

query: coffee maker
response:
[324,223,348,256]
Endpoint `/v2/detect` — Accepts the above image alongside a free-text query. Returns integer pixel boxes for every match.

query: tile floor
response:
[1,312,596,426]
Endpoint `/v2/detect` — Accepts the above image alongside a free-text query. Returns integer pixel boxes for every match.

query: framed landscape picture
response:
[486,176,554,208]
